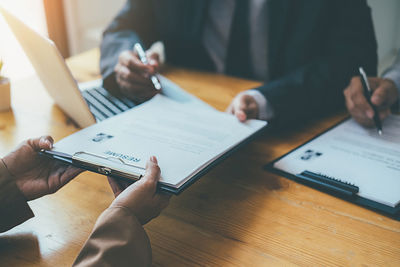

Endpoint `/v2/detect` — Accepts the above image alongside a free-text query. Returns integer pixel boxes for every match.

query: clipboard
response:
[265,118,400,221]
[40,124,267,195]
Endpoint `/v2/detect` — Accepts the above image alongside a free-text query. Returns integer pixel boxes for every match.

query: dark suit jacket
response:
[100,0,377,127]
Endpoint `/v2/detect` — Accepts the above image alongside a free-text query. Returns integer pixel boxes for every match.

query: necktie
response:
[225,0,252,79]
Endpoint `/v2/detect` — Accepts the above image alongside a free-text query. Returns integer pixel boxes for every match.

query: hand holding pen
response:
[344,67,399,133]
[114,43,162,103]
[134,44,162,91]
[359,67,383,135]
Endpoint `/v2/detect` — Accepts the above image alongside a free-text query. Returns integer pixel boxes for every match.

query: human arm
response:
[100,0,162,102]
[0,136,83,232]
[73,157,170,267]
[0,159,34,233]
[344,77,398,127]
[228,0,377,127]
[344,50,400,127]
[226,90,274,122]
[382,50,400,112]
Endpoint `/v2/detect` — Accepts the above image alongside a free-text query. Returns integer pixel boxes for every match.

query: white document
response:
[52,94,267,189]
[274,115,400,207]
[158,75,216,111]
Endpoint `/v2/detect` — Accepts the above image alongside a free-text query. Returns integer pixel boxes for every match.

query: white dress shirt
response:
[382,49,400,110]
[203,0,273,120]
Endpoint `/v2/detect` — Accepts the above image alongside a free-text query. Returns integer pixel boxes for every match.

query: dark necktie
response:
[225,0,252,79]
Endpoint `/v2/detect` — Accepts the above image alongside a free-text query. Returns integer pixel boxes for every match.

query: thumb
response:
[29,136,54,151]
[139,156,161,189]
[147,52,160,65]
[147,52,160,73]
[107,176,125,197]
[235,109,247,122]
[371,86,389,107]
[234,95,251,122]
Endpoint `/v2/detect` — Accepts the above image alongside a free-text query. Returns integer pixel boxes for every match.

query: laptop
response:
[1,7,136,128]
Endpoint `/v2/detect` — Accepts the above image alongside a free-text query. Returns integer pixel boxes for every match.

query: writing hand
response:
[344,77,398,127]
[115,49,161,103]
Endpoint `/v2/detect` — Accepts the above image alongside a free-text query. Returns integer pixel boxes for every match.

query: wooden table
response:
[0,49,399,266]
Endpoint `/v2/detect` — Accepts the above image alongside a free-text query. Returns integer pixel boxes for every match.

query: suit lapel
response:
[268,0,291,78]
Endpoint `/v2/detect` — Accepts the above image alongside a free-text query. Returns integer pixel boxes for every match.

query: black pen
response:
[359,67,383,135]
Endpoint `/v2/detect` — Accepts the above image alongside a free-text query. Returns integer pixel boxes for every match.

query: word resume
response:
[49,94,267,193]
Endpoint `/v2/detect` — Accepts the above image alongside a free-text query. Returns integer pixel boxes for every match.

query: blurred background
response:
[0,0,399,81]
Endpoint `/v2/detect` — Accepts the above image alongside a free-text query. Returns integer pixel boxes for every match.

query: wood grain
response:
[0,49,399,267]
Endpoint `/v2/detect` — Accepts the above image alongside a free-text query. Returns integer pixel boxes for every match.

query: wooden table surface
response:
[0,49,399,266]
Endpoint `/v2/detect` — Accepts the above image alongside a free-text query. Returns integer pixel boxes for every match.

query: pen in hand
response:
[134,43,162,91]
[358,67,383,135]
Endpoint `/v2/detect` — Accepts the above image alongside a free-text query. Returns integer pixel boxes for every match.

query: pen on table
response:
[358,67,383,135]
[133,43,162,91]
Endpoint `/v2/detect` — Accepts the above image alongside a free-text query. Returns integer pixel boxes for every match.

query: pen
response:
[358,67,383,135]
[133,43,162,90]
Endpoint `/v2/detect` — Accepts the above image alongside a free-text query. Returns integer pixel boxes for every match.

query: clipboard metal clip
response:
[72,151,145,180]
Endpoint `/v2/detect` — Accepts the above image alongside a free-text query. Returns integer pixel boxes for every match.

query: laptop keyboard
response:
[82,87,136,122]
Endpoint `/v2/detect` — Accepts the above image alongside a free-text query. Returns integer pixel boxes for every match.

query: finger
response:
[139,156,161,191]
[355,117,375,128]
[237,95,249,112]
[345,93,357,117]
[344,80,376,127]
[48,161,80,188]
[371,86,394,108]
[116,64,153,85]
[234,95,255,122]
[345,95,374,127]
[60,166,84,185]
[351,111,375,127]
[125,71,153,86]
[350,92,374,119]
[119,84,158,103]
[131,50,155,75]
[147,52,160,64]
[147,52,160,72]
[28,136,54,151]
[39,136,54,150]
[46,164,69,195]
[116,76,153,94]
[107,177,125,197]
[235,109,247,122]
[378,109,391,120]
[233,96,248,121]
[116,69,156,93]
[367,77,381,90]
[246,99,259,119]
[120,51,152,73]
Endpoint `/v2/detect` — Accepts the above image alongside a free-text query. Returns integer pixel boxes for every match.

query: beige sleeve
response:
[73,206,152,267]
[0,159,34,233]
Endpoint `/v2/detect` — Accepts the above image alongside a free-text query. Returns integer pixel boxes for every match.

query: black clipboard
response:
[41,124,267,195]
[264,118,400,221]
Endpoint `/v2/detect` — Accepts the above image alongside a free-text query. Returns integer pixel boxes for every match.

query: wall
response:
[63,0,125,55]
[1,0,399,80]
[0,0,47,80]
[367,0,400,73]
[64,0,400,73]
